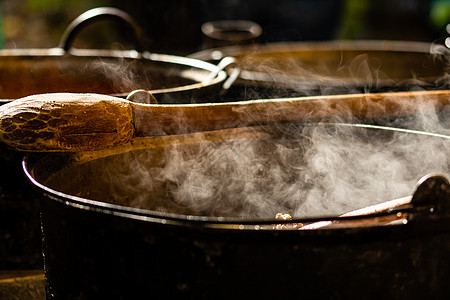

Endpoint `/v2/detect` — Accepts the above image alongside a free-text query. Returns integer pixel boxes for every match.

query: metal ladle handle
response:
[58,7,145,53]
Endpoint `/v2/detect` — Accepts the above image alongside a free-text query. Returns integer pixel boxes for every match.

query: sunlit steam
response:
[108,119,449,219]
[237,46,450,99]
[88,56,150,93]
[43,47,450,220]
[44,102,450,219]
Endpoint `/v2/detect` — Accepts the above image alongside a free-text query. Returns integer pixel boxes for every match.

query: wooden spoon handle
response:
[0,93,134,151]
[0,90,448,152]
[133,90,450,136]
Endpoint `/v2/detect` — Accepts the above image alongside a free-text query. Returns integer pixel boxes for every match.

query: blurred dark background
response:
[1,0,449,55]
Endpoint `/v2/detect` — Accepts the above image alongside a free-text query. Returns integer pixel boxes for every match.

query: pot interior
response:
[238,49,448,83]
[0,50,222,102]
[26,123,450,220]
[191,41,449,96]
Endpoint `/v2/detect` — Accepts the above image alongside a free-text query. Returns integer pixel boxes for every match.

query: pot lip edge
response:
[188,39,445,59]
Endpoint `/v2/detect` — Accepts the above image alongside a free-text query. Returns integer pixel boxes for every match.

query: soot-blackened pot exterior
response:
[0,145,42,269]
[37,193,450,299]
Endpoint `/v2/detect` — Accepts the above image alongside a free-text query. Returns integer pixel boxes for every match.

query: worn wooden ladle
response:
[0,90,448,152]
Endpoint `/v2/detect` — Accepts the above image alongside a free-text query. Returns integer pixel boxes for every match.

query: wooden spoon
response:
[0,90,448,152]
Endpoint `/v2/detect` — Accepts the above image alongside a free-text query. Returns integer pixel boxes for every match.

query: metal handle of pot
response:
[57,7,145,53]
[125,57,240,103]
[407,173,450,222]
[202,56,241,95]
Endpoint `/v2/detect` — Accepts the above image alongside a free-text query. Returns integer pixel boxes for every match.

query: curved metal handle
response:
[126,90,158,104]
[58,7,144,52]
[405,173,450,223]
[201,56,241,94]
[411,174,449,208]
[222,66,241,92]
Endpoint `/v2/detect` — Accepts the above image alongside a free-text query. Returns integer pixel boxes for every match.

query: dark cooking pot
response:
[0,7,234,270]
[189,40,450,99]
[0,7,231,105]
[23,123,450,299]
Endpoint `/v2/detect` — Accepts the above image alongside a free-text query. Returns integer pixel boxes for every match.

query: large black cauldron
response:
[23,123,450,299]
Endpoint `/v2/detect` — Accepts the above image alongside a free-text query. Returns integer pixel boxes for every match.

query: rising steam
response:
[43,46,450,219]
[111,119,449,219]
[87,55,152,94]
[49,99,449,219]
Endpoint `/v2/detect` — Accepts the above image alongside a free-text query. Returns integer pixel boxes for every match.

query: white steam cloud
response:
[42,46,450,220]
[45,103,449,219]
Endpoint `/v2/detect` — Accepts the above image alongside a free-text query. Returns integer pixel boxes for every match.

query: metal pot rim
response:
[189,39,449,60]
